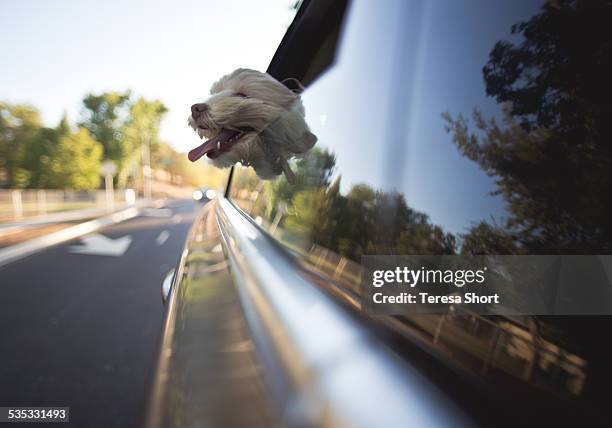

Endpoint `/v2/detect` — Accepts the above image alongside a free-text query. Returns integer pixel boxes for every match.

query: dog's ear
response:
[287,131,317,154]
[303,131,317,150]
[281,77,305,94]
[234,72,298,108]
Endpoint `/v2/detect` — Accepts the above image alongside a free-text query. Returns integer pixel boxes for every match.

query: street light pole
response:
[142,136,152,200]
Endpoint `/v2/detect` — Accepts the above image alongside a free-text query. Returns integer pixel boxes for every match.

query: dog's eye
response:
[235,92,249,98]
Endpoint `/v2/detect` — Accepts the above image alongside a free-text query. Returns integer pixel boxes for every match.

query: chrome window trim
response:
[215,196,474,427]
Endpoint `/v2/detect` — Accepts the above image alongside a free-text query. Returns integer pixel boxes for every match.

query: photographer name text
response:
[371,266,500,305]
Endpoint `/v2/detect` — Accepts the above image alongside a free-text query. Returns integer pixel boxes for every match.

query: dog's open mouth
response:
[188,128,246,162]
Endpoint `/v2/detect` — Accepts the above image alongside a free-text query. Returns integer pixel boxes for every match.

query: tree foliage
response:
[0,102,43,188]
[1,92,208,192]
[49,125,103,190]
[0,105,104,190]
[79,91,131,168]
[267,148,457,260]
[79,92,169,187]
[445,0,612,254]
[120,97,168,186]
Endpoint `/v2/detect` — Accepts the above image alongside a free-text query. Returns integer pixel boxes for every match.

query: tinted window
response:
[226,0,612,413]
[232,0,612,258]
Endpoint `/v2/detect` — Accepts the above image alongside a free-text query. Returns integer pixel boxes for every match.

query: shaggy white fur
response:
[188,68,317,182]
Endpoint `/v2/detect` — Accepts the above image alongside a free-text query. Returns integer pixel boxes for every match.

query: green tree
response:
[459,221,519,255]
[263,148,336,220]
[338,184,376,258]
[20,114,73,189]
[79,91,131,171]
[49,125,103,190]
[20,127,58,188]
[273,147,456,259]
[367,190,456,255]
[120,97,168,186]
[445,0,612,253]
[0,102,43,188]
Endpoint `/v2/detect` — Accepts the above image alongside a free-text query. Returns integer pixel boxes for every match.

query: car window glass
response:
[230,0,611,260]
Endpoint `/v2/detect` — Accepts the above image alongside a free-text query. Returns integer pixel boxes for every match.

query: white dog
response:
[188,68,317,183]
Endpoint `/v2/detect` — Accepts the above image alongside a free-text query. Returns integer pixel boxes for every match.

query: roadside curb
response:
[0,204,150,268]
[0,207,124,237]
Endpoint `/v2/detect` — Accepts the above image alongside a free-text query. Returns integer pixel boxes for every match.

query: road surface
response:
[0,199,203,427]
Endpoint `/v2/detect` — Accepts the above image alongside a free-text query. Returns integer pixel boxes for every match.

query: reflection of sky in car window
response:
[302,0,539,235]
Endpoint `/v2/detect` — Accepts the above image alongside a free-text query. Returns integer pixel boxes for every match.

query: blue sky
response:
[301,0,539,235]
[0,0,295,153]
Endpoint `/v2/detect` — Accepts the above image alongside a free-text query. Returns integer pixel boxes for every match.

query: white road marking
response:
[142,208,173,217]
[156,230,170,246]
[172,214,182,223]
[0,206,140,268]
[68,233,132,256]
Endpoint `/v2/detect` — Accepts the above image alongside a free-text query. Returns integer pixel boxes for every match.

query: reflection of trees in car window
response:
[444,0,612,255]
[235,0,612,259]
[227,0,612,407]
[252,148,456,260]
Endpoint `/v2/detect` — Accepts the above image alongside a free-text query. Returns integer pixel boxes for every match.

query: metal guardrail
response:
[216,197,474,428]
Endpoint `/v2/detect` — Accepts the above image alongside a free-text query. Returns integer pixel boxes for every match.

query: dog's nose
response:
[191,103,208,119]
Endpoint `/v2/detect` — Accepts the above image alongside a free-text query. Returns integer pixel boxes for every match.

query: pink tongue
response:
[188,129,239,162]
[188,140,215,162]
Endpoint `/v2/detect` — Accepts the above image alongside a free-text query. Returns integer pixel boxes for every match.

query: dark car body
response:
[146,1,612,426]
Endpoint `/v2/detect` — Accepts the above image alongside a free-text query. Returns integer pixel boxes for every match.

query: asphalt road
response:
[0,199,204,428]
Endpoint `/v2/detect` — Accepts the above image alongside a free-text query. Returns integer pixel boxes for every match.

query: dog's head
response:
[188,68,316,182]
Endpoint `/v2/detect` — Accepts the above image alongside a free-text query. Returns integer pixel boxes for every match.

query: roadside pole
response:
[101,160,117,213]
[142,137,152,200]
[37,190,47,215]
[11,190,23,219]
